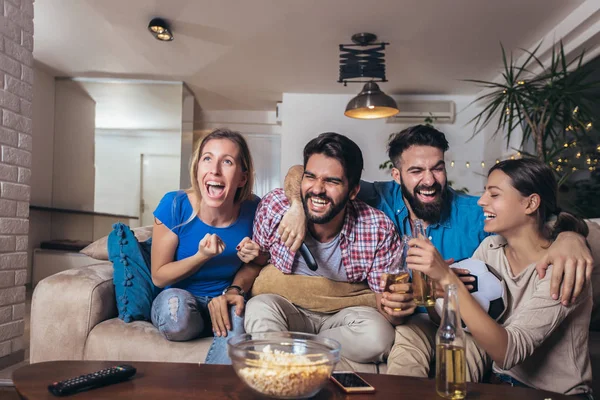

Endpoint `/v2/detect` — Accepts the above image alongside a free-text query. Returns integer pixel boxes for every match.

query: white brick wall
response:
[0,0,32,362]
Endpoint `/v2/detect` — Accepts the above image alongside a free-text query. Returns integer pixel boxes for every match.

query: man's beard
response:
[401,181,447,224]
[301,191,350,224]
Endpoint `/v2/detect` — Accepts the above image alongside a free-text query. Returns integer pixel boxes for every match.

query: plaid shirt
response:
[253,188,401,293]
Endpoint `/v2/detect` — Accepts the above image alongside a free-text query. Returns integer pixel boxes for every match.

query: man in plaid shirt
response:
[245,132,405,364]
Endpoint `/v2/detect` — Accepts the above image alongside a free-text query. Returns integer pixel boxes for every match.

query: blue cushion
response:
[108,223,161,323]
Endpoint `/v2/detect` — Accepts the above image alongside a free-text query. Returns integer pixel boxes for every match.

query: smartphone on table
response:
[330,371,375,393]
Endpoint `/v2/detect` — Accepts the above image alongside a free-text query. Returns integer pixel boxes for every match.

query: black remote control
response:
[48,364,136,396]
[299,242,318,271]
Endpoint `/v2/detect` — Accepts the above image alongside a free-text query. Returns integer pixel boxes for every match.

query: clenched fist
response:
[236,237,260,263]
[198,233,225,259]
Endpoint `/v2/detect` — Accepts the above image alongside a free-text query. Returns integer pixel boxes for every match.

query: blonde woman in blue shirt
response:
[151,128,267,364]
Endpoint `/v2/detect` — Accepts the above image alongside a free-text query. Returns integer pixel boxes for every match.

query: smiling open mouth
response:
[415,186,439,202]
[484,212,496,220]
[206,181,225,197]
[309,197,330,211]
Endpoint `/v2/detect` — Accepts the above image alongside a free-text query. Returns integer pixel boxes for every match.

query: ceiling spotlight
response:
[148,18,174,41]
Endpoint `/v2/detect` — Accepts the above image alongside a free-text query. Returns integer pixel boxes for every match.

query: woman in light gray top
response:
[407,158,592,398]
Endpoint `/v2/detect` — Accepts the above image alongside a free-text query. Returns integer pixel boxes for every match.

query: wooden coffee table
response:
[12,360,571,399]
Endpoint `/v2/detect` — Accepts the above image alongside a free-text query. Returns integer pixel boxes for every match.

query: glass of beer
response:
[412,219,436,307]
[381,236,410,298]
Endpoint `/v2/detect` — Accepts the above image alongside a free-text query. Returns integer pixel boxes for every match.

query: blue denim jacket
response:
[359,180,491,263]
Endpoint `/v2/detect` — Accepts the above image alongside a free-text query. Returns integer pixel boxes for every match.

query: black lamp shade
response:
[344,82,399,119]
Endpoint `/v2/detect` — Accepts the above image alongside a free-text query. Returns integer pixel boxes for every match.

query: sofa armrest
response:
[30,261,116,363]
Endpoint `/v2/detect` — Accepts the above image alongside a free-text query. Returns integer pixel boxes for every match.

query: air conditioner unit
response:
[386,100,456,124]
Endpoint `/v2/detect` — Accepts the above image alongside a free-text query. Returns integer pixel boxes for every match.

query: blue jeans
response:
[150,288,245,364]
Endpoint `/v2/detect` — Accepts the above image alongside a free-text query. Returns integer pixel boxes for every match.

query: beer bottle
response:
[435,284,467,399]
[411,219,436,306]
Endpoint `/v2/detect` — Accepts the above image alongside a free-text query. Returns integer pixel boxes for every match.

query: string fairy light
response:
[442,148,600,175]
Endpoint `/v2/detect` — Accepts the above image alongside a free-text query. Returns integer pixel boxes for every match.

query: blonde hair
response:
[184,128,255,220]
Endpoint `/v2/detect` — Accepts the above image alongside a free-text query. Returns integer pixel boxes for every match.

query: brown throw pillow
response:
[80,225,153,260]
[251,264,377,313]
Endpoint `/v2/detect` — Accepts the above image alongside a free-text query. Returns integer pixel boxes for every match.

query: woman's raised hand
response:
[198,233,225,259]
[236,237,260,263]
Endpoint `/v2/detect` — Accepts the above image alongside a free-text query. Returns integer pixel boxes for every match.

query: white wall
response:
[244,134,281,197]
[31,67,55,206]
[280,93,502,196]
[198,110,282,136]
[94,130,181,217]
[29,66,56,285]
[52,80,96,210]
[197,110,283,193]
[180,87,194,189]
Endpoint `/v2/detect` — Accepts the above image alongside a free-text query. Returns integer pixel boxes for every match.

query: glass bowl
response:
[228,332,341,399]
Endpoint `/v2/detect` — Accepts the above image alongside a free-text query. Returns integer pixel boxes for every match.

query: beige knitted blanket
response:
[251,265,377,314]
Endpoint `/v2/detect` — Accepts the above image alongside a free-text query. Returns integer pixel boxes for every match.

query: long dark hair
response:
[488,158,588,240]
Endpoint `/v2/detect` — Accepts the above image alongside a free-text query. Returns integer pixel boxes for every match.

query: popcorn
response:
[237,346,332,397]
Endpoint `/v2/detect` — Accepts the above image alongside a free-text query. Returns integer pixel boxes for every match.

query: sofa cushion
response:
[108,223,160,323]
[81,226,153,260]
[84,318,213,363]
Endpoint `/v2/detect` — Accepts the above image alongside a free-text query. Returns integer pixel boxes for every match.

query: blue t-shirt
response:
[153,191,259,298]
[358,180,490,263]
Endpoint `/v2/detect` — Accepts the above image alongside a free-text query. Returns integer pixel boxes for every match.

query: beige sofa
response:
[30,260,217,365]
[29,258,380,372]
[30,221,600,388]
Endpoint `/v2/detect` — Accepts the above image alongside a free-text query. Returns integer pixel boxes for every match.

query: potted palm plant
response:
[466,42,600,215]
